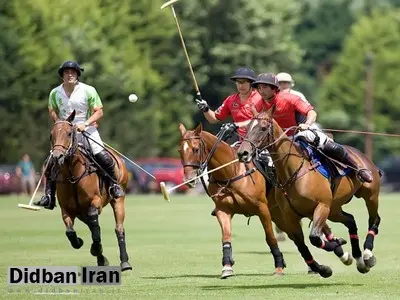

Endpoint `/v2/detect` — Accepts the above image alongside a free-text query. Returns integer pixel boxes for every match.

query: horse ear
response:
[194,123,203,135]
[66,110,76,123]
[178,123,186,136]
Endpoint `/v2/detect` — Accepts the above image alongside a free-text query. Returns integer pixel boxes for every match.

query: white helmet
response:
[277,72,294,87]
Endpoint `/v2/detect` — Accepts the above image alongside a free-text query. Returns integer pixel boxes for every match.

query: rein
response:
[51,121,92,184]
[181,131,255,191]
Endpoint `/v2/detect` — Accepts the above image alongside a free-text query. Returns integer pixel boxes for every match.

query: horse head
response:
[50,110,78,166]
[178,123,205,188]
[237,107,275,163]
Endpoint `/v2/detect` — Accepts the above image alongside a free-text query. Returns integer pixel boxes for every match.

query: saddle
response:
[75,133,105,190]
[296,140,351,191]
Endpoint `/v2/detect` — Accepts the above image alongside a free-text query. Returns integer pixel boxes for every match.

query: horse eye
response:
[261,127,267,132]
[193,148,199,154]
[68,132,72,137]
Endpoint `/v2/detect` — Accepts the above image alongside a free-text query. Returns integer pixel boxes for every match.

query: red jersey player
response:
[249,73,372,183]
[196,67,262,141]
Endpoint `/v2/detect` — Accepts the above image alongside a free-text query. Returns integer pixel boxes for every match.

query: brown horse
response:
[49,110,132,271]
[237,109,382,274]
[178,123,337,278]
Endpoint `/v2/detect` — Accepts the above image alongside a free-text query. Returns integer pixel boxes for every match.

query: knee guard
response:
[321,141,347,160]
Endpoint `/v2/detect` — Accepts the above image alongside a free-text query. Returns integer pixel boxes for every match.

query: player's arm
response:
[203,110,220,124]
[86,87,104,126]
[48,90,60,123]
[292,96,317,127]
[304,110,317,126]
[197,96,231,124]
[48,108,60,123]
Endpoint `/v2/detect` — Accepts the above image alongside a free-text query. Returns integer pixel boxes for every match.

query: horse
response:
[49,110,132,271]
[236,109,382,274]
[178,123,338,278]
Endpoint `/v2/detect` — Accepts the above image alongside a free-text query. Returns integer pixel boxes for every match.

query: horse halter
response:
[180,132,223,174]
[180,136,207,170]
[243,115,274,153]
[51,120,78,159]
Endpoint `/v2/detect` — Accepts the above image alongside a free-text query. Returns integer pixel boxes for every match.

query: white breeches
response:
[294,124,333,147]
[85,126,105,155]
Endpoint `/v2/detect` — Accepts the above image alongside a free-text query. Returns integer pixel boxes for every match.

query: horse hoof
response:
[357,264,370,274]
[340,252,353,266]
[90,243,103,257]
[121,261,132,272]
[356,257,370,274]
[221,266,234,279]
[71,238,84,249]
[336,237,347,246]
[319,265,333,278]
[273,267,285,276]
[97,255,109,266]
[363,249,376,268]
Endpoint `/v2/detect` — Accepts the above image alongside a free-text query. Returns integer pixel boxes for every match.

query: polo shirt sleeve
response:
[214,96,231,121]
[290,95,314,115]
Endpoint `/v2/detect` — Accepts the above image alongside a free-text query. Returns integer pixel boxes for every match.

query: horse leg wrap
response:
[88,206,101,244]
[364,225,378,251]
[333,244,344,258]
[270,245,285,268]
[66,231,82,249]
[222,242,234,266]
[115,229,129,262]
[348,233,362,258]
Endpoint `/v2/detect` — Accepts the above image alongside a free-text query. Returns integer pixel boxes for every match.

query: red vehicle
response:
[134,158,188,194]
[0,164,22,194]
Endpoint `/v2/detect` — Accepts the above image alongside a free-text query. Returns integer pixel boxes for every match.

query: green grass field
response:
[1,192,400,299]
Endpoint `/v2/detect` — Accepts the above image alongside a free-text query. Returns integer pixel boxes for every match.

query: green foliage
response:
[1,0,399,167]
[170,0,303,132]
[317,8,400,161]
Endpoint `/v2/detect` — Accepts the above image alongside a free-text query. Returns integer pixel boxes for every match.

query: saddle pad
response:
[298,140,351,179]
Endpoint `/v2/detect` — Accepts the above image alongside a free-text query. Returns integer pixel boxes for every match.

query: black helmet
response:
[251,73,280,89]
[58,61,84,77]
[230,67,256,82]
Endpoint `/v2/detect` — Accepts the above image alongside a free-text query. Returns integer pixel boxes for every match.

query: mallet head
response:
[161,0,180,10]
[160,182,170,202]
[18,204,41,211]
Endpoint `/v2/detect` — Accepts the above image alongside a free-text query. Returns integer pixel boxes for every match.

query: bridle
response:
[180,129,226,174]
[242,115,275,156]
[51,120,78,159]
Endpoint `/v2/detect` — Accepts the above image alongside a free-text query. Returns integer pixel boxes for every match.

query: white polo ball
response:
[128,94,138,103]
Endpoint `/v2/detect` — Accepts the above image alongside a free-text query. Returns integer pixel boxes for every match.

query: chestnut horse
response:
[50,111,132,271]
[237,109,382,274]
[178,123,338,278]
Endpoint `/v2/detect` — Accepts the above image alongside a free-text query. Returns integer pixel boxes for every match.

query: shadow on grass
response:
[201,282,363,290]
[143,273,308,280]
[236,251,298,255]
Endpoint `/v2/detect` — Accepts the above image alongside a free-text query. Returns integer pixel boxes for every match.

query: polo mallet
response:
[17,154,53,211]
[103,142,157,180]
[160,158,239,202]
[161,0,202,98]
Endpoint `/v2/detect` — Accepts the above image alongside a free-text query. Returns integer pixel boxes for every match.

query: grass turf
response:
[0,192,399,299]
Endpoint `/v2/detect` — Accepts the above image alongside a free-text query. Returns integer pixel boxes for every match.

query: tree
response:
[294,0,355,102]
[166,0,304,133]
[317,8,400,161]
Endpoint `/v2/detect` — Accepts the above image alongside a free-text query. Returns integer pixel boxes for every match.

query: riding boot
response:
[34,178,56,210]
[321,141,373,183]
[94,150,125,199]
